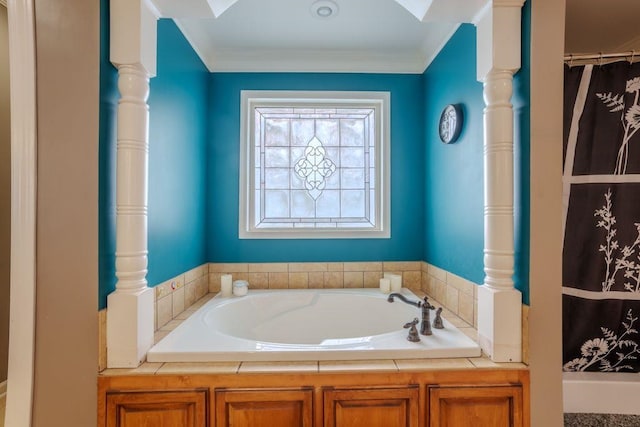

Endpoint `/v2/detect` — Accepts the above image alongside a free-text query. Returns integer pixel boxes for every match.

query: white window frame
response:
[239,90,390,239]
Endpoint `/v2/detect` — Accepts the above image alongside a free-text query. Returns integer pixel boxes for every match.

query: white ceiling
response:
[149,0,640,74]
[565,0,640,54]
[151,0,488,73]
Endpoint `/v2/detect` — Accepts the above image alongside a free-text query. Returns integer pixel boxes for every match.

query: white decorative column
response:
[107,0,158,367]
[475,0,525,362]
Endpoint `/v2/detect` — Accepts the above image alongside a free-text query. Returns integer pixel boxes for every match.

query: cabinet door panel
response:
[106,389,208,427]
[324,387,419,427]
[428,385,523,427]
[216,388,313,427]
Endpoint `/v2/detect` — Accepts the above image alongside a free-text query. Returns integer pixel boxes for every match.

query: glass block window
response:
[239,91,390,239]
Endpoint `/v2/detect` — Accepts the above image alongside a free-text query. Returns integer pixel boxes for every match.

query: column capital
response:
[110,0,159,77]
[476,0,525,82]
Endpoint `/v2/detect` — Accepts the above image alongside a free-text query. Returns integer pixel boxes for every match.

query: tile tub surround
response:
[154,264,209,331]
[100,261,528,369]
[420,262,477,327]
[98,309,107,372]
[207,261,423,293]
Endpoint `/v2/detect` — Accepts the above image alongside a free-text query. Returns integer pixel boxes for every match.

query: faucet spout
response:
[387,293,436,336]
[387,292,421,308]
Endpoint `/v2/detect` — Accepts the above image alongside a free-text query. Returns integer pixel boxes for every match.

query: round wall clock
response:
[438,104,463,144]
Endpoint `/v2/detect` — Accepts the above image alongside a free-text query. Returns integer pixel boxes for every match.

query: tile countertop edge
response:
[99,356,528,376]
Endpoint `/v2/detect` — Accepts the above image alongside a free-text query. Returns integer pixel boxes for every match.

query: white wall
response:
[31,0,99,424]
[529,0,566,425]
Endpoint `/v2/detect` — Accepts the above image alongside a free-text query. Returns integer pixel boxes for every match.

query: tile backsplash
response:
[421,263,477,328]
[154,264,208,331]
[208,261,423,293]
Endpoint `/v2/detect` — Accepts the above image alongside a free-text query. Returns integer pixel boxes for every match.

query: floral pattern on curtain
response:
[563,62,640,372]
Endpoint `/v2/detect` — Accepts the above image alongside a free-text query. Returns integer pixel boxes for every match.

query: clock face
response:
[439,104,462,144]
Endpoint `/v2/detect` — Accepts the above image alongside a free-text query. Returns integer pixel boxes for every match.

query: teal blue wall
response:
[98,15,209,308]
[99,0,117,308]
[423,24,485,285]
[207,73,425,262]
[423,21,531,304]
[147,19,209,288]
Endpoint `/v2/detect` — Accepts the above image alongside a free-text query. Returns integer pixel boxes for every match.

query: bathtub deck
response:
[102,290,525,376]
[146,288,482,363]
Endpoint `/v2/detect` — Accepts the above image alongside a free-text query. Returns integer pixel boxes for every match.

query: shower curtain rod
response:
[564,51,640,64]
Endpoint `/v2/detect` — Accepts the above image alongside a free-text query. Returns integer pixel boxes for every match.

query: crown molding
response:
[205,48,428,74]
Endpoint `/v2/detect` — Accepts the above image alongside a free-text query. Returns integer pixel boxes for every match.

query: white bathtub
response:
[147,288,481,362]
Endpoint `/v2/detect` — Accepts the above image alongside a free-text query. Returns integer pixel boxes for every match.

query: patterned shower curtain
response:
[563,62,640,372]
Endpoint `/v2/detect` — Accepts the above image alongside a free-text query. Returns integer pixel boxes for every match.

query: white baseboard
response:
[563,372,640,415]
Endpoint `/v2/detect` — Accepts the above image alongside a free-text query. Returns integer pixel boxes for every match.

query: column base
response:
[477,285,522,362]
[106,287,154,368]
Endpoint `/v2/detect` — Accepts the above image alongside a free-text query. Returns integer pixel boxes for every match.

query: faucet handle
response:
[422,296,435,310]
[433,307,444,329]
[403,318,419,329]
[403,318,421,342]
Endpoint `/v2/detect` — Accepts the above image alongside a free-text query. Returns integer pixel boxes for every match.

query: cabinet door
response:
[428,385,523,427]
[323,387,419,427]
[215,388,313,427]
[105,389,208,427]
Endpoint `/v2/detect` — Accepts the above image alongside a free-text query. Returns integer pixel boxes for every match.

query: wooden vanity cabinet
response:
[323,386,419,427]
[428,384,524,427]
[98,369,529,427]
[215,388,313,427]
[105,389,208,427]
